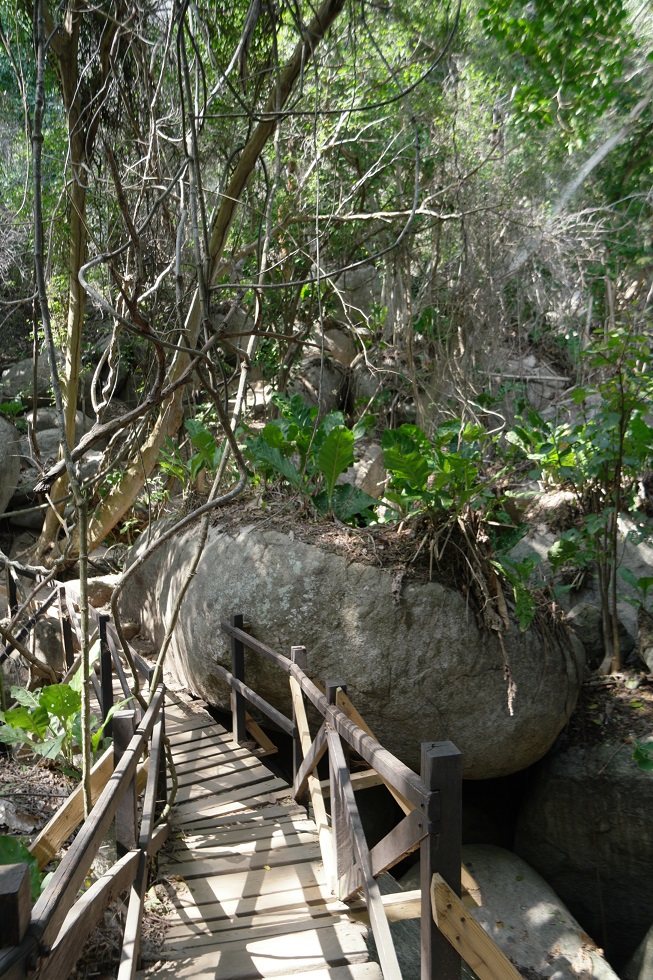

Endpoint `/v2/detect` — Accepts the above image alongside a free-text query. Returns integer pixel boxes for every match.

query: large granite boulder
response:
[121,522,585,778]
[0,417,20,515]
[514,741,653,970]
[399,845,620,979]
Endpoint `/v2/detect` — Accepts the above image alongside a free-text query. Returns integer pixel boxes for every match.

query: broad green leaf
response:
[0,725,35,746]
[2,705,49,739]
[32,732,66,761]
[10,687,40,709]
[317,426,354,500]
[40,685,81,727]
[314,483,378,522]
[249,442,302,488]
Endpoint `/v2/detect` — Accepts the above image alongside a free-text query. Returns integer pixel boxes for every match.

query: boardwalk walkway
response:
[138,693,382,980]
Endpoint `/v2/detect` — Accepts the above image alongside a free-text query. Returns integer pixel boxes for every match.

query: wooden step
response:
[141,918,369,977]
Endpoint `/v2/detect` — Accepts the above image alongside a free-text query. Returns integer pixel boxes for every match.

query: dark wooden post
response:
[291,645,307,785]
[149,670,168,818]
[326,679,353,898]
[99,614,113,736]
[420,740,462,980]
[58,586,74,669]
[0,864,30,947]
[114,710,137,856]
[230,613,247,744]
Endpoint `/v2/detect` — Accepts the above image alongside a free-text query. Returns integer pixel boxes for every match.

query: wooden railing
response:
[220,613,463,980]
[0,576,170,980]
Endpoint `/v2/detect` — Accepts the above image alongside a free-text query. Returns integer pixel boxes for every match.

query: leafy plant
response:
[158,417,226,492]
[0,673,130,771]
[381,420,498,520]
[633,740,653,773]
[244,393,377,522]
[491,554,542,631]
[504,330,653,669]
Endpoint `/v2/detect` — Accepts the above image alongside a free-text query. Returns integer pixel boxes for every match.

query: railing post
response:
[149,669,167,818]
[99,614,113,737]
[0,864,30,947]
[230,613,247,744]
[114,710,137,857]
[58,586,74,669]
[326,679,353,899]
[291,645,307,786]
[420,741,462,980]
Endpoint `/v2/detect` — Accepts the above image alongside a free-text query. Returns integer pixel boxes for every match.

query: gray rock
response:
[312,325,358,367]
[333,264,383,327]
[34,618,64,675]
[623,920,653,980]
[0,417,20,515]
[121,523,585,779]
[23,408,94,435]
[514,741,653,969]
[461,845,619,979]
[287,357,345,416]
[0,353,62,404]
[338,440,386,499]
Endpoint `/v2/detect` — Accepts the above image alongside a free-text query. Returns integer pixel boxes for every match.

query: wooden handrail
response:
[29,686,164,948]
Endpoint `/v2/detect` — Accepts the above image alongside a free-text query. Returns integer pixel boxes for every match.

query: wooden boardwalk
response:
[138,694,382,980]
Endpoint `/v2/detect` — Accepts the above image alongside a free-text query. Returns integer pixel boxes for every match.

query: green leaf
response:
[40,685,81,728]
[69,641,100,694]
[249,442,302,488]
[10,687,40,709]
[315,483,378,523]
[317,426,354,501]
[0,837,41,900]
[2,705,49,739]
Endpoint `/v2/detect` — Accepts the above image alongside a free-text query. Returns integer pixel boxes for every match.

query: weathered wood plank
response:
[164,888,342,934]
[48,851,140,980]
[171,801,306,834]
[29,747,113,870]
[166,840,321,879]
[176,814,316,850]
[172,776,290,819]
[162,858,328,907]
[430,873,522,980]
[117,851,148,980]
[174,767,287,805]
[170,827,316,860]
[29,686,164,948]
[327,728,402,980]
[289,676,334,888]
[151,918,369,973]
[0,865,30,947]
[163,905,335,945]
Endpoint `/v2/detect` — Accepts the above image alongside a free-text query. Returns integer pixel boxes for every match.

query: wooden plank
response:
[177,814,316,850]
[327,728,401,980]
[289,676,334,891]
[430,873,523,980]
[163,858,328,908]
[167,840,322,879]
[327,685,412,816]
[174,752,268,787]
[171,827,317,860]
[293,722,328,800]
[348,889,421,924]
[152,918,370,973]
[171,801,306,834]
[47,851,140,980]
[245,712,278,756]
[320,769,384,795]
[163,906,336,945]
[29,747,113,870]
[368,808,426,878]
[29,687,164,948]
[165,714,213,735]
[173,776,291,819]
[0,865,30,947]
[164,888,343,934]
[241,967,383,980]
[174,766,286,805]
[117,851,148,980]
[213,662,296,737]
